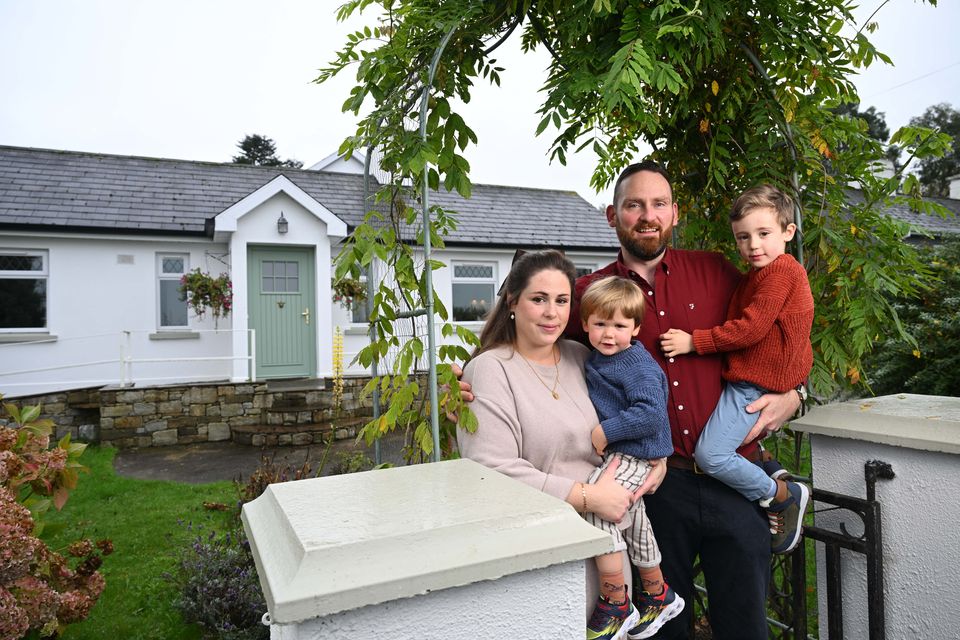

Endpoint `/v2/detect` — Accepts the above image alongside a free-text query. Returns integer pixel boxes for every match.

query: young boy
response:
[659,184,814,555]
[581,276,685,640]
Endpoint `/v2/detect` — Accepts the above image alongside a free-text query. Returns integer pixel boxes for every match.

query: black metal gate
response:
[693,459,895,639]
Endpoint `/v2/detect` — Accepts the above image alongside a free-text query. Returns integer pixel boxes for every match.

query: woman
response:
[457,250,651,640]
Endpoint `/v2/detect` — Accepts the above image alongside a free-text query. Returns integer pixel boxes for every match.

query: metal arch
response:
[362,21,463,464]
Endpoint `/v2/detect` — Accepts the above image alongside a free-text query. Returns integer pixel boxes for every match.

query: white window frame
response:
[0,249,48,332]
[451,261,497,323]
[157,253,190,329]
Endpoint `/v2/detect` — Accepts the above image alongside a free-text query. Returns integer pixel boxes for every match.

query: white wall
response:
[0,231,233,397]
[794,394,960,640]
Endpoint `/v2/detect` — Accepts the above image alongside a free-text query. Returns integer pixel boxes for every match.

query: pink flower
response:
[0,587,29,640]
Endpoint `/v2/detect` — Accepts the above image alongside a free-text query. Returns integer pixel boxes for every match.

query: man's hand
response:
[742,390,801,444]
[635,458,667,497]
[450,363,474,403]
[659,329,694,358]
[591,425,608,456]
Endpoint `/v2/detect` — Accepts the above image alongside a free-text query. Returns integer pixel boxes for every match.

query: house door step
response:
[265,377,327,393]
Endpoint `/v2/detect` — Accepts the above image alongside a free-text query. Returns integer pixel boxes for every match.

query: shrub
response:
[0,397,111,639]
[169,525,267,640]
[864,238,960,397]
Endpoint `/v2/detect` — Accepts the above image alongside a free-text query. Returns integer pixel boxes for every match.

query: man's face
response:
[606,171,679,261]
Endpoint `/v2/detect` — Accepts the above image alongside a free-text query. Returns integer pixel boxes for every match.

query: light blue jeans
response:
[694,381,777,502]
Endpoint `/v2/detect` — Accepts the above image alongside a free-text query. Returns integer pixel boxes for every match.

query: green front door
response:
[248,246,317,379]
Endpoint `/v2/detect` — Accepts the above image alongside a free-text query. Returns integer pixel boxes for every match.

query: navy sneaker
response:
[587,590,640,640]
[763,479,810,554]
[626,584,685,639]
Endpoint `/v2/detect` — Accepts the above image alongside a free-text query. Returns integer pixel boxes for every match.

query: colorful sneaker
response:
[587,591,640,640]
[626,584,685,639]
[762,479,810,554]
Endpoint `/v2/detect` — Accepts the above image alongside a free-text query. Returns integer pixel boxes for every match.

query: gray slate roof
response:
[0,145,619,250]
[845,188,960,237]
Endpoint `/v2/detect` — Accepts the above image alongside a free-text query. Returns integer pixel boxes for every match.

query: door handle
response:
[301,308,310,325]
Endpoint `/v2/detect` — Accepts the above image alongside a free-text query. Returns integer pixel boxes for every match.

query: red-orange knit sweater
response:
[691,254,813,393]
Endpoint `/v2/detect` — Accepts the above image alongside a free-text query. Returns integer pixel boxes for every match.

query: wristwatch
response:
[793,384,808,418]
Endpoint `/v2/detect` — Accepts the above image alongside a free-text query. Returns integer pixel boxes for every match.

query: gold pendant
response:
[551,391,559,400]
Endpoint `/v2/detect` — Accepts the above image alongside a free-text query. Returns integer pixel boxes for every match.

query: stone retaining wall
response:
[7,377,374,448]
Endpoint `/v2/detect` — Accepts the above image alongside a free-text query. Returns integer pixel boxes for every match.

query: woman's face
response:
[509,268,571,354]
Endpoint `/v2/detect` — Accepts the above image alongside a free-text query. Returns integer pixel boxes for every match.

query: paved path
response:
[113,432,410,484]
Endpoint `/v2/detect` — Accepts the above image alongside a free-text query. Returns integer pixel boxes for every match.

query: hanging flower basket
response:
[179,269,233,322]
[332,277,367,311]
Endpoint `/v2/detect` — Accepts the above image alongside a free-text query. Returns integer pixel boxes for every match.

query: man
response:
[565,161,801,639]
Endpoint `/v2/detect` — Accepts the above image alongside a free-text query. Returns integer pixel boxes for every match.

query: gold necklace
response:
[518,346,560,400]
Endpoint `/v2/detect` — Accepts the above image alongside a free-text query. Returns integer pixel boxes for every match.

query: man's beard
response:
[616,221,672,261]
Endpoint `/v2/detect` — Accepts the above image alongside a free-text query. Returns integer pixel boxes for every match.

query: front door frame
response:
[247,245,317,379]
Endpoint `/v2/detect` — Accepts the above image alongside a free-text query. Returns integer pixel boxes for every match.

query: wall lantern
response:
[277,212,289,234]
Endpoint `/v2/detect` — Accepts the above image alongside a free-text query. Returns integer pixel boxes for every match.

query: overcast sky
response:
[1,0,957,207]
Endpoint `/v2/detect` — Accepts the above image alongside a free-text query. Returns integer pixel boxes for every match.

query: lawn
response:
[41,445,239,640]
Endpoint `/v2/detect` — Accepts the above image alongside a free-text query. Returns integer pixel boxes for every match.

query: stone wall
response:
[8,377,374,448]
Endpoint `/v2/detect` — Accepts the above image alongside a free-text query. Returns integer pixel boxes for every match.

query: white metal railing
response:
[0,329,255,396]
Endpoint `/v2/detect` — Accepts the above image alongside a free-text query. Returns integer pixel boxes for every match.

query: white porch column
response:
[241,458,611,639]
[792,393,960,640]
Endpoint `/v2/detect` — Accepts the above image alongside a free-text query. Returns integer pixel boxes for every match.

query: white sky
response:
[1,0,957,208]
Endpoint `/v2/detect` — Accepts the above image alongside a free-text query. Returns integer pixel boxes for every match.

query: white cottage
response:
[0,145,619,398]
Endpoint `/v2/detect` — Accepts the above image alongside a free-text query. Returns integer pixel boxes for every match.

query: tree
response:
[834,103,889,143]
[231,134,303,168]
[317,0,953,455]
[909,103,960,196]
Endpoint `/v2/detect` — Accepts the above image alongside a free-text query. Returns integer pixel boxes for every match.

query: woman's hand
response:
[584,456,636,523]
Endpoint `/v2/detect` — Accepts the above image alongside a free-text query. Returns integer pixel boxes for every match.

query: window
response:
[574,263,597,278]
[262,260,300,293]
[158,254,189,328]
[351,267,371,324]
[0,250,48,331]
[452,262,496,322]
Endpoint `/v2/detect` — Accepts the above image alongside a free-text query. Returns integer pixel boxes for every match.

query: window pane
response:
[262,275,276,292]
[0,255,43,272]
[0,279,46,328]
[263,261,274,277]
[351,297,370,323]
[162,257,185,274]
[454,264,493,279]
[285,276,299,293]
[159,279,188,327]
[575,266,594,278]
[452,283,494,321]
[286,262,298,277]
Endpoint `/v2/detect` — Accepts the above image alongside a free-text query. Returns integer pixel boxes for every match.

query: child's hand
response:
[591,425,608,456]
[660,329,694,357]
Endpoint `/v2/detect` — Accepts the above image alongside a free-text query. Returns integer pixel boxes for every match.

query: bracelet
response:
[580,483,588,513]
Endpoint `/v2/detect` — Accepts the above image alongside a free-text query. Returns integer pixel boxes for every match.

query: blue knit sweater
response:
[585,341,673,460]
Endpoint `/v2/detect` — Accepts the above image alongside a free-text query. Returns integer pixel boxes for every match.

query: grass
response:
[40,445,238,640]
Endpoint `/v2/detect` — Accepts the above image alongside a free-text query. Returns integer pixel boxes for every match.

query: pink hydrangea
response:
[0,587,29,640]
[10,575,59,630]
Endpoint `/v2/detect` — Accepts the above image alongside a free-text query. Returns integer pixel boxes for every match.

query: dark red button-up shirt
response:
[567,248,752,460]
